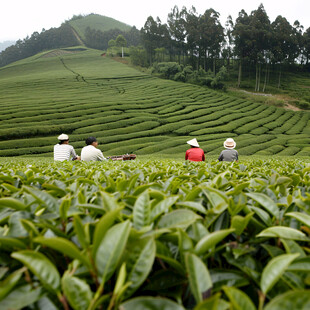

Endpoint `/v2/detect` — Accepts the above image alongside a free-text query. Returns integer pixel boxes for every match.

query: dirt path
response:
[233,88,302,111]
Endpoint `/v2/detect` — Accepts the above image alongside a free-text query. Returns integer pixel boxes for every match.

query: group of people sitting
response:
[54,133,238,162]
[54,134,106,161]
[185,138,238,162]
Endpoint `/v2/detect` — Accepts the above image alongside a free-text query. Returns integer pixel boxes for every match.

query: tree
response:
[167,5,187,63]
[303,27,310,64]
[232,9,252,88]
[115,35,127,47]
[198,8,224,73]
[184,6,200,69]
[248,4,272,91]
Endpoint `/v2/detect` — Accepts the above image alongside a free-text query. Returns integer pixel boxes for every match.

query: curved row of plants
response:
[0,52,309,157]
[0,158,309,309]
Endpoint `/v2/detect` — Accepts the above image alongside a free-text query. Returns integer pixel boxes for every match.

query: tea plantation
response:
[0,48,309,158]
[0,157,309,309]
[0,48,310,309]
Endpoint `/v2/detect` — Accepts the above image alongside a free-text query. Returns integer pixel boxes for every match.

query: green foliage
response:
[0,49,309,158]
[0,158,310,309]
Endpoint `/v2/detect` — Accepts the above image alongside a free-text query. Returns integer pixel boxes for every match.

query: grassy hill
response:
[68,14,132,41]
[0,47,309,158]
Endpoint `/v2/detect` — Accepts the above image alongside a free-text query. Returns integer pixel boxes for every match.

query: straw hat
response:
[187,138,200,147]
[223,138,236,149]
[57,133,69,140]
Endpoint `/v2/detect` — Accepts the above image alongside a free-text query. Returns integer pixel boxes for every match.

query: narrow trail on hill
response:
[59,57,127,94]
[70,26,85,46]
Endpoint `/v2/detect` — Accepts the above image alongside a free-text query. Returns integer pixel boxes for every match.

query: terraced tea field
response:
[0,48,309,157]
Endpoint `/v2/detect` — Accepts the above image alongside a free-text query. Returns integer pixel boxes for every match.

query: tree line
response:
[138,4,310,90]
[0,24,79,67]
[1,5,309,93]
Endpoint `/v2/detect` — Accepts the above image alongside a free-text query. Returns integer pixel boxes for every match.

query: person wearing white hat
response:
[54,134,80,161]
[185,138,205,162]
[218,138,238,162]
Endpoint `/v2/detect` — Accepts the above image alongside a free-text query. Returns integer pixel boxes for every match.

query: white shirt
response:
[54,144,77,161]
[81,145,106,161]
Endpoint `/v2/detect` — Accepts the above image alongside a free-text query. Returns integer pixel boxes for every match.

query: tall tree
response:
[232,9,252,88]
[248,4,272,91]
[141,16,169,65]
[184,6,200,69]
[303,27,310,64]
[198,8,224,73]
[167,5,187,63]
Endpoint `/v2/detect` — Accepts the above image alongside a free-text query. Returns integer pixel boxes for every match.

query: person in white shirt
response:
[81,136,107,161]
[54,134,80,161]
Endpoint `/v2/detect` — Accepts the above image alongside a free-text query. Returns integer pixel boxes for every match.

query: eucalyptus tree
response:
[248,4,272,92]
[184,6,200,69]
[232,9,253,88]
[198,8,224,73]
[222,15,234,71]
[167,5,187,63]
[141,16,170,65]
[271,16,297,87]
[303,27,310,64]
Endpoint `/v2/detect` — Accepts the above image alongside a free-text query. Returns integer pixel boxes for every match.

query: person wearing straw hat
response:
[54,134,80,161]
[218,138,238,162]
[185,138,205,162]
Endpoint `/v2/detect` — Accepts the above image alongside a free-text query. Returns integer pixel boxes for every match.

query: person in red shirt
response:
[185,138,205,162]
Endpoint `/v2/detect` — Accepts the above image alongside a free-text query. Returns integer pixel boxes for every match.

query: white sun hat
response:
[187,138,200,147]
[224,138,236,149]
[57,133,69,140]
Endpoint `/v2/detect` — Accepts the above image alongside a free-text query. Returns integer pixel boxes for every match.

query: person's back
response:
[185,147,205,161]
[185,138,205,162]
[54,133,79,161]
[218,149,238,162]
[81,137,106,162]
[54,144,75,161]
[218,138,238,162]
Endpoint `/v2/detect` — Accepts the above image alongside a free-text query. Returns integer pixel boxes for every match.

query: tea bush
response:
[0,158,310,309]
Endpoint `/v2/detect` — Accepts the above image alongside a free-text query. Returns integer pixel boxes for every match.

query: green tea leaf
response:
[95,220,131,283]
[286,212,310,227]
[0,267,25,301]
[150,196,179,221]
[34,236,91,269]
[264,290,310,310]
[133,190,151,230]
[123,237,156,299]
[223,286,256,310]
[73,215,89,249]
[231,213,254,235]
[12,250,60,291]
[257,226,309,241]
[195,228,235,256]
[120,296,186,310]
[185,253,212,303]
[260,253,300,294]
[0,198,28,211]
[0,285,43,309]
[157,209,201,229]
[176,201,207,214]
[0,236,27,250]
[92,207,122,257]
[246,192,279,218]
[62,275,93,310]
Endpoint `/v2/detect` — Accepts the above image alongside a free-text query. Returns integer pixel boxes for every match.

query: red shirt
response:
[185,148,205,161]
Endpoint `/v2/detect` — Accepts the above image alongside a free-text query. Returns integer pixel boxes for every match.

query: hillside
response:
[68,14,132,41]
[0,48,309,158]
